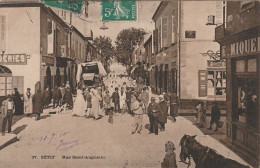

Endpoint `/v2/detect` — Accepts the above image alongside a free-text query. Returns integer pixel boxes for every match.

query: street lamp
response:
[100,22,108,30]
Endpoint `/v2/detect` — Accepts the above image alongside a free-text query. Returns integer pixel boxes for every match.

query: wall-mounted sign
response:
[207,60,226,68]
[42,55,55,66]
[201,50,221,60]
[0,54,28,65]
[222,36,260,57]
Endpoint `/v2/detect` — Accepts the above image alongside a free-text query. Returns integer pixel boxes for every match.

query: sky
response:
[86,1,161,43]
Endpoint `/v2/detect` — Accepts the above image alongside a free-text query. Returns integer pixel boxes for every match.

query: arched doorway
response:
[0,66,12,96]
[56,68,61,87]
[46,66,52,90]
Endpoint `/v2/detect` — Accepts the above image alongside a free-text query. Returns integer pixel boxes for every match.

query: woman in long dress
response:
[195,101,206,128]
[91,89,102,120]
[120,87,126,114]
[24,88,33,117]
[72,89,86,117]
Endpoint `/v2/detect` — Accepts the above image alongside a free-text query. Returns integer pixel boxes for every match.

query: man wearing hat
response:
[158,95,168,131]
[32,89,44,121]
[111,87,120,113]
[1,94,15,136]
[147,97,160,135]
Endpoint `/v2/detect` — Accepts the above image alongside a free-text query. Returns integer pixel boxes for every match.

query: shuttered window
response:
[162,17,168,48]
[0,15,6,52]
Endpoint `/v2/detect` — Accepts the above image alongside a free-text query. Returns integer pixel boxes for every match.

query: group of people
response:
[195,101,221,132]
[43,85,73,110]
[1,85,74,136]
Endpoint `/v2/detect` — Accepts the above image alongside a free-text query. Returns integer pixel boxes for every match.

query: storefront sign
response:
[0,54,28,65]
[207,60,226,68]
[42,55,55,66]
[222,36,260,57]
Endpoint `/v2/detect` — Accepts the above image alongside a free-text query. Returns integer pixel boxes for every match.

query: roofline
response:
[0,1,70,30]
[152,2,163,21]
[144,35,152,47]
[71,26,86,41]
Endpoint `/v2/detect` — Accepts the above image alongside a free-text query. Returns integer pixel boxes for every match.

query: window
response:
[185,31,196,38]
[234,57,258,128]
[237,78,257,128]
[236,58,257,73]
[153,29,158,54]
[47,19,53,35]
[61,10,66,20]
[0,15,6,52]
[207,70,226,96]
[1,15,6,40]
[158,25,161,51]
[172,9,175,43]
[161,17,168,48]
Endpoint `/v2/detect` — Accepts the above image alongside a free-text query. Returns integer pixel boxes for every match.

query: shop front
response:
[0,53,32,98]
[220,28,260,166]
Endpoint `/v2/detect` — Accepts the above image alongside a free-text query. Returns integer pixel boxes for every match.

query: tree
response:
[115,28,146,66]
[93,36,115,60]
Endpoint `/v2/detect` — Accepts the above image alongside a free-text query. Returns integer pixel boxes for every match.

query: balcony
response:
[215,24,225,42]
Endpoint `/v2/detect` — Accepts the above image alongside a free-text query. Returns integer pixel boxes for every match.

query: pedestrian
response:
[52,86,61,108]
[64,87,73,110]
[84,88,92,117]
[24,88,33,117]
[208,102,221,132]
[32,89,44,121]
[131,95,145,134]
[140,87,149,114]
[103,90,111,115]
[1,94,15,136]
[13,88,23,115]
[158,95,168,131]
[60,84,66,105]
[120,87,126,114]
[195,101,207,128]
[147,97,160,135]
[111,87,120,113]
[91,89,103,120]
[43,87,51,108]
[169,93,179,122]
[161,141,178,168]
[72,89,86,117]
[125,87,132,114]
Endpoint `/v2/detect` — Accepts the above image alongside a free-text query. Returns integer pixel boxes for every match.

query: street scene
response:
[0,1,259,168]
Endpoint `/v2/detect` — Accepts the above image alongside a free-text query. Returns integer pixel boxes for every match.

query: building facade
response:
[215,1,260,166]
[152,1,225,107]
[0,2,71,95]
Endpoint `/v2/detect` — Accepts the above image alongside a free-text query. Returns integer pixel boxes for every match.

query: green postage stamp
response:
[102,1,137,22]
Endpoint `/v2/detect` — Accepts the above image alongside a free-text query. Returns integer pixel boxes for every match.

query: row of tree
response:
[93,28,146,66]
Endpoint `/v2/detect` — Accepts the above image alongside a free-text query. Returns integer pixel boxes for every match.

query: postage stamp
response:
[102,1,137,22]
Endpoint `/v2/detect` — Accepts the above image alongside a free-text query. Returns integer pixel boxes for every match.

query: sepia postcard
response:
[0,0,259,168]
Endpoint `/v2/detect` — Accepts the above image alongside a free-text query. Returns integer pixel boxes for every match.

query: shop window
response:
[0,66,12,96]
[236,60,245,72]
[207,70,226,97]
[237,78,258,128]
[248,58,257,72]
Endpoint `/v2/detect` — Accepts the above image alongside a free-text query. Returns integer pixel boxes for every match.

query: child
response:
[161,141,177,168]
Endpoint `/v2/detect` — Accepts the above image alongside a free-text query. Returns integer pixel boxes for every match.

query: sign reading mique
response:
[222,36,260,57]
[0,54,27,65]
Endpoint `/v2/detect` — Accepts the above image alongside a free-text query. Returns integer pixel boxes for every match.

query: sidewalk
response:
[0,107,59,151]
